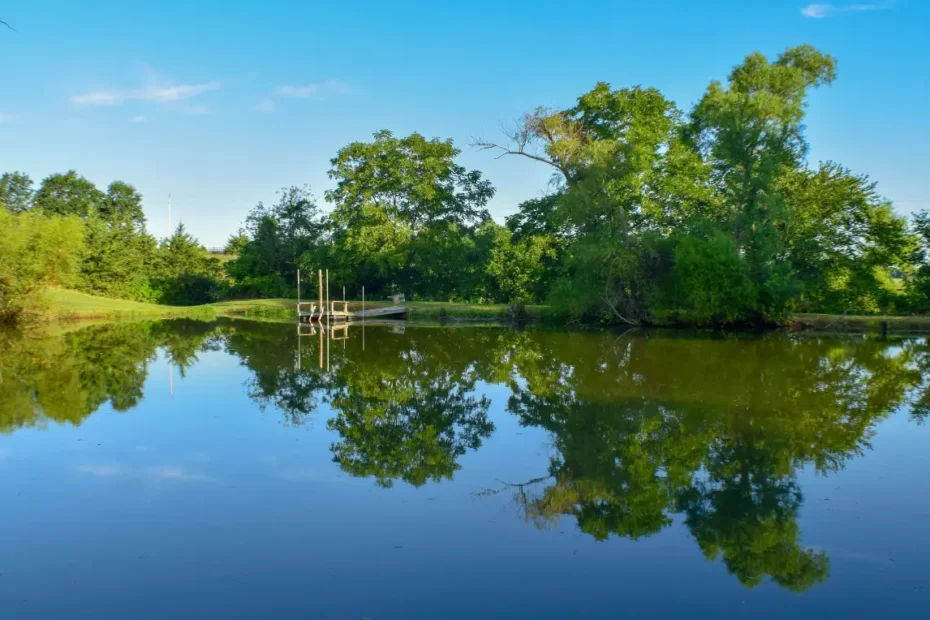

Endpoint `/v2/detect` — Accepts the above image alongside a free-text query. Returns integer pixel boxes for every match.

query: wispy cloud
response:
[0,112,11,124]
[77,464,122,477]
[277,79,354,99]
[253,99,274,113]
[144,465,210,482]
[129,115,147,123]
[72,81,222,106]
[801,2,892,18]
[77,462,211,483]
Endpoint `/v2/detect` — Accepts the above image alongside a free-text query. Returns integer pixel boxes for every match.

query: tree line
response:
[4,44,930,325]
[0,169,220,323]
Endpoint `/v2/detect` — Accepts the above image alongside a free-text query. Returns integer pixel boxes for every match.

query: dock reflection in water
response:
[1,319,929,619]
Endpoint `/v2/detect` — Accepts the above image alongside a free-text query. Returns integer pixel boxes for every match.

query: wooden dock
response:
[296,268,407,323]
[297,304,407,322]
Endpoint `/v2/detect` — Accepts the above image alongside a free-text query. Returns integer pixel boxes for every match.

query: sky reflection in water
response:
[1,319,929,619]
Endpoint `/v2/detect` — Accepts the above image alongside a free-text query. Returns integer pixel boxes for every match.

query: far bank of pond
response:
[31,288,930,335]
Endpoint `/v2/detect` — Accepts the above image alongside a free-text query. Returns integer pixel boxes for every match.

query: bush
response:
[0,210,85,324]
[651,232,757,326]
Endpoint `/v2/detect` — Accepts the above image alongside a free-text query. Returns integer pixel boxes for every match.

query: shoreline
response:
[22,290,930,333]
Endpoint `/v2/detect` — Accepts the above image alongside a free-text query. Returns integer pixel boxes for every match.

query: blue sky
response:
[1,0,927,247]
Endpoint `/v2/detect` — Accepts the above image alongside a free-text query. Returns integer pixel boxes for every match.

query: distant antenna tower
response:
[168,194,172,235]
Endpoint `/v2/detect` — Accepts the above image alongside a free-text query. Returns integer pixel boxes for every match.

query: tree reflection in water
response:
[3,319,928,592]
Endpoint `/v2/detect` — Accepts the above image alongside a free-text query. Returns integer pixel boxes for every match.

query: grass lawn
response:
[35,289,222,321]
[790,313,930,332]
[31,289,930,332]
[31,289,549,323]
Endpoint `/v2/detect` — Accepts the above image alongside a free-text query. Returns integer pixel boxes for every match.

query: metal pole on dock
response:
[297,269,301,321]
[317,269,323,323]
[326,269,330,321]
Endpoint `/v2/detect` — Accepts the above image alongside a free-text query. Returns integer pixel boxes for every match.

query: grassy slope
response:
[33,289,550,323]
[34,289,930,331]
[36,289,221,321]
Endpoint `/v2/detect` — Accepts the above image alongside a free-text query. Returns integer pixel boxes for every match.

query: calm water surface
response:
[1,319,929,619]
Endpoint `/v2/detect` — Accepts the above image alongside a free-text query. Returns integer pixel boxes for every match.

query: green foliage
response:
[484,44,914,324]
[653,231,758,325]
[0,45,923,322]
[477,220,557,303]
[78,214,157,301]
[5,319,930,594]
[227,185,324,298]
[0,171,35,214]
[325,130,494,300]
[906,210,930,312]
[34,170,105,218]
[151,223,222,305]
[782,163,914,313]
[101,181,146,228]
[0,209,85,323]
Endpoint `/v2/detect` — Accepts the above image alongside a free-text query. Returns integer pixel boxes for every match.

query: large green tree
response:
[478,44,914,324]
[326,130,494,299]
[228,185,324,297]
[0,171,34,214]
[101,181,146,229]
[33,170,105,218]
[685,45,837,314]
[152,223,221,304]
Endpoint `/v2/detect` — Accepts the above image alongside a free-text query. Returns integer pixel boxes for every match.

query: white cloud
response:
[77,464,123,477]
[801,2,892,18]
[0,112,10,123]
[277,79,354,99]
[253,99,274,113]
[184,105,212,116]
[72,81,222,106]
[129,115,147,123]
[144,465,210,482]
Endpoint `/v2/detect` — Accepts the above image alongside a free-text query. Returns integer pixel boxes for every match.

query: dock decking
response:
[297,305,407,322]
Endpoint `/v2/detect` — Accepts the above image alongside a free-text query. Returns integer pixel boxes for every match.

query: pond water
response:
[1,319,929,619]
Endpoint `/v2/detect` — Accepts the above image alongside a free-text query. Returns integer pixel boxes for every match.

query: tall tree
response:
[781,163,914,312]
[33,170,104,218]
[101,181,146,229]
[328,130,493,231]
[153,223,221,304]
[228,186,324,297]
[0,171,34,214]
[477,82,713,321]
[687,45,837,311]
[326,131,494,298]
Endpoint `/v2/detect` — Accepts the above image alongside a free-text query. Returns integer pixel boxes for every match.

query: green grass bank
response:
[26,289,930,333]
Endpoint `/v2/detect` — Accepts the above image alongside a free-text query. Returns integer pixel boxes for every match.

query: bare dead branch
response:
[470,136,568,174]
[600,292,641,326]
